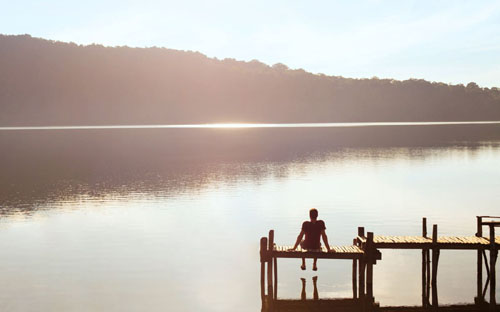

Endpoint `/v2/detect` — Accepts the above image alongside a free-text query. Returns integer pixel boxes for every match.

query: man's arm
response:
[321,230,331,252]
[289,230,305,250]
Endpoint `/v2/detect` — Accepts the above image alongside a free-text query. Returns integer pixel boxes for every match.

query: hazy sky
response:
[2,0,500,87]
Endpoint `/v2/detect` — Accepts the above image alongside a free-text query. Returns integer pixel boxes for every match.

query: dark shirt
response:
[301,220,326,249]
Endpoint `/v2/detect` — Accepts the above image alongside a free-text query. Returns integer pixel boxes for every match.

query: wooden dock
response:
[259,216,500,312]
[272,245,365,259]
[357,235,500,249]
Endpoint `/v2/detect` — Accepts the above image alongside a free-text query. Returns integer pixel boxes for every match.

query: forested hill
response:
[1,34,500,126]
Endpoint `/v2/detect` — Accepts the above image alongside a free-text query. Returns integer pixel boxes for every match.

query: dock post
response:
[422,217,428,307]
[366,232,374,308]
[431,224,440,308]
[476,216,483,305]
[359,258,365,300]
[260,237,268,311]
[273,256,277,300]
[267,230,274,311]
[426,248,430,306]
[358,227,366,302]
[489,224,497,311]
[422,217,427,238]
[358,227,365,239]
[359,257,366,312]
[353,238,358,299]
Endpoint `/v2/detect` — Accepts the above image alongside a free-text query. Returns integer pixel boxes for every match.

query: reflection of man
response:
[300,276,319,300]
[289,208,331,271]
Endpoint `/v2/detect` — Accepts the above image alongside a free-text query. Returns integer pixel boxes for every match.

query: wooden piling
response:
[476,216,483,305]
[426,248,430,306]
[267,230,274,311]
[489,224,496,310]
[423,218,428,238]
[273,257,277,300]
[358,227,365,238]
[482,250,489,300]
[422,217,427,307]
[353,239,358,299]
[422,250,428,307]
[431,224,439,307]
[358,225,366,303]
[366,232,374,304]
[260,237,267,311]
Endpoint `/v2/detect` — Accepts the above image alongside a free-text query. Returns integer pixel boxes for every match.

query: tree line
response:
[1,34,499,126]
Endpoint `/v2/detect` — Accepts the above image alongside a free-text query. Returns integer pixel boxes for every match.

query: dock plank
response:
[272,244,365,259]
[369,235,497,249]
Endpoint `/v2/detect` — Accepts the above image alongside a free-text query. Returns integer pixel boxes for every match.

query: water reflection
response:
[1,125,500,216]
[300,276,319,300]
[1,143,498,217]
[0,126,499,311]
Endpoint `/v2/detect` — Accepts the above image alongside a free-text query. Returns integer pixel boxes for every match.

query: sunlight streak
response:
[1,121,500,131]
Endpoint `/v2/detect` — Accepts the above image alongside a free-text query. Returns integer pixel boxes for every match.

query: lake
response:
[0,123,499,311]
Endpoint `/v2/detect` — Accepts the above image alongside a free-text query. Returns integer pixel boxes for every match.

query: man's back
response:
[301,220,326,249]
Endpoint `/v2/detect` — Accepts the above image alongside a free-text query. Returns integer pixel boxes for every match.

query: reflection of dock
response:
[260,216,500,312]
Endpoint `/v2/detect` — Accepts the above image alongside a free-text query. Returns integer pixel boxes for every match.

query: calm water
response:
[0,124,499,311]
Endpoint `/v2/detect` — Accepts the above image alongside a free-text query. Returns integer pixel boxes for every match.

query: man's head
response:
[309,208,318,221]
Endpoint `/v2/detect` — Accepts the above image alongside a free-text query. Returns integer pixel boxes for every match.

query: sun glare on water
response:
[206,123,264,128]
[1,121,500,131]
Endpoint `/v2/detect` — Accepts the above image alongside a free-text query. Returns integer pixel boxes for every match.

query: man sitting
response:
[289,208,331,271]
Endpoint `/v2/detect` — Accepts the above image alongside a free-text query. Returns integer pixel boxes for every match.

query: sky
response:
[1,0,500,88]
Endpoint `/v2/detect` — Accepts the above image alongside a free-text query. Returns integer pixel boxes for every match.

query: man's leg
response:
[301,257,306,270]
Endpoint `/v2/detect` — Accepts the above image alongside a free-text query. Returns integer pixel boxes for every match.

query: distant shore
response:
[1,34,500,126]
